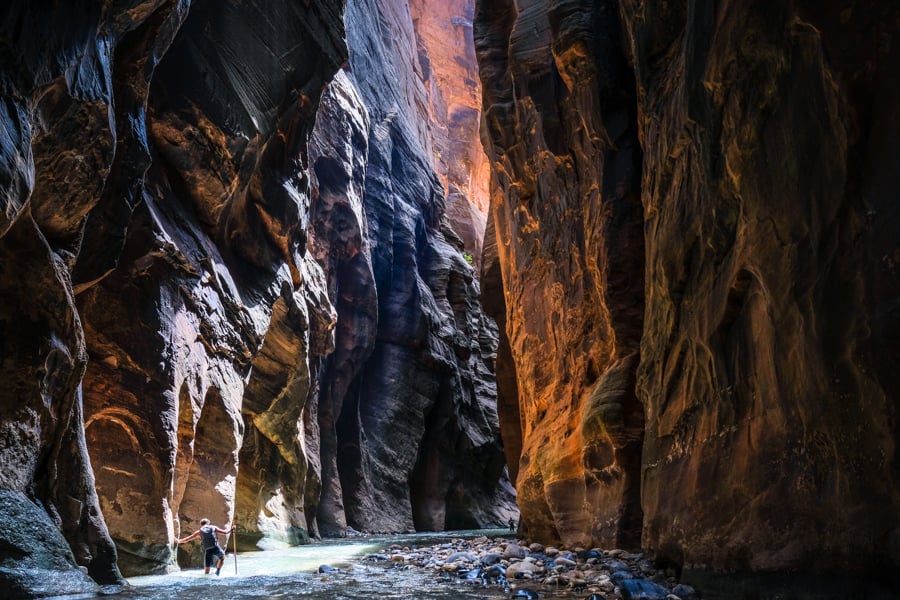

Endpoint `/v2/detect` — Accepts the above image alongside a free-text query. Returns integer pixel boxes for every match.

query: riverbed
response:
[102,529,575,600]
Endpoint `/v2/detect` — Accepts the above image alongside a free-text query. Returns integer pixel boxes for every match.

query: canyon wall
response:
[312,0,516,536]
[477,0,900,583]
[408,0,490,262]
[476,0,646,550]
[0,0,511,593]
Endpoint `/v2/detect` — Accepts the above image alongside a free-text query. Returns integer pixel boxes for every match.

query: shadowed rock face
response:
[310,0,517,535]
[626,0,900,574]
[477,0,900,578]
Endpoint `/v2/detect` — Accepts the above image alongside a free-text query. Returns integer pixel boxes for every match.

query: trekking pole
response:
[232,526,238,575]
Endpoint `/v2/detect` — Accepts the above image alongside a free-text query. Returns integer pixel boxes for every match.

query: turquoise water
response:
[101,530,561,599]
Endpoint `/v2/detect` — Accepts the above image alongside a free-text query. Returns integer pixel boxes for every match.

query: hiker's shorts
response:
[204,545,225,567]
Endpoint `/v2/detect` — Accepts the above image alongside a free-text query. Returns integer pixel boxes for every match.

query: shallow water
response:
[100,529,577,600]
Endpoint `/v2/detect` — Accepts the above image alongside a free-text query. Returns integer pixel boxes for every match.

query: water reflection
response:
[106,530,537,599]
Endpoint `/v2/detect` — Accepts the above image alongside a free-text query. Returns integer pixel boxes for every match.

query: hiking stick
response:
[232,526,238,575]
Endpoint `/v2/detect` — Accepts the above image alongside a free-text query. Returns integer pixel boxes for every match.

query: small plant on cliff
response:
[462,251,475,265]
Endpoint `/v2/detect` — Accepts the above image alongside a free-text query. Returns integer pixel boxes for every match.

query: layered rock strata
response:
[0,0,347,584]
[408,0,490,261]
[475,0,645,549]
[310,0,517,536]
[1,0,514,591]
[476,0,900,582]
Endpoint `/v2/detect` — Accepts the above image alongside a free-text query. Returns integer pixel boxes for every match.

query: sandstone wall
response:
[1,0,513,591]
[475,0,645,549]
[0,0,347,584]
[309,0,517,535]
[408,0,490,262]
[476,0,900,579]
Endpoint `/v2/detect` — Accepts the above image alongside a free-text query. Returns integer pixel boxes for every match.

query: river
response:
[97,529,588,600]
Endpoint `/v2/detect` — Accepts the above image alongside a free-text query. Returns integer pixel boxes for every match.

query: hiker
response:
[175,518,235,575]
[508,518,516,532]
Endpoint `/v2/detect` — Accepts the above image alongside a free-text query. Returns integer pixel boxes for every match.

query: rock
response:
[554,557,577,569]
[603,559,631,572]
[476,0,900,576]
[671,584,698,600]
[578,549,602,561]
[509,558,545,579]
[475,0,645,550]
[0,491,100,597]
[321,0,517,535]
[529,542,545,553]
[503,543,528,559]
[446,551,478,563]
[544,547,560,558]
[480,552,503,565]
[318,564,339,573]
[619,578,670,600]
[483,564,506,580]
[407,0,489,261]
[512,589,540,599]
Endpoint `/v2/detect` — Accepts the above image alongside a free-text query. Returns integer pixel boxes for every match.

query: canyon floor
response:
[105,529,685,600]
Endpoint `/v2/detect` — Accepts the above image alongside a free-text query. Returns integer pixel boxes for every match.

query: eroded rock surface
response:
[477,0,900,579]
[626,0,900,575]
[1,0,513,591]
[475,0,645,549]
[311,0,517,535]
[408,0,489,261]
[80,0,346,574]
[0,0,347,583]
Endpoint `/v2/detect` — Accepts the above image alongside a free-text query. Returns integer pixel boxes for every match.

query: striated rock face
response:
[626,0,900,575]
[477,0,900,579]
[475,0,645,549]
[81,0,346,573]
[407,0,489,262]
[307,0,517,535]
[0,0,347,583]
[307,69,377,538]
[1,0,512,590]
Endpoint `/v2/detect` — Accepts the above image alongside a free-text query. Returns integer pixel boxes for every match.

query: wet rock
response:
[503,542,527,559]
[507,558,543,579]
[512,589,540,599]
[480,552,503,565]
[671,584,698,600]
[0,491,100,597]
[446,551,478,563]
[619,578,670,600]
[612,570,636,584]
[318,564,339,573]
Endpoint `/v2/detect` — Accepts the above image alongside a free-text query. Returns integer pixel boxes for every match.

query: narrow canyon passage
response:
[1,1,899,599]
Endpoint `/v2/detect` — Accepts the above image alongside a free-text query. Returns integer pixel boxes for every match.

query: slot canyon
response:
[0,0,898,598]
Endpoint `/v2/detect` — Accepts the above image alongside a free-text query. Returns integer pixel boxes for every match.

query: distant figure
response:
[508,518,516,532]
[175,518,235,575]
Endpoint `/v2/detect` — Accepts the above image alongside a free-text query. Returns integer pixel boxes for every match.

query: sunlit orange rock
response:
[408,0,489,262]
[476,0,645,549]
